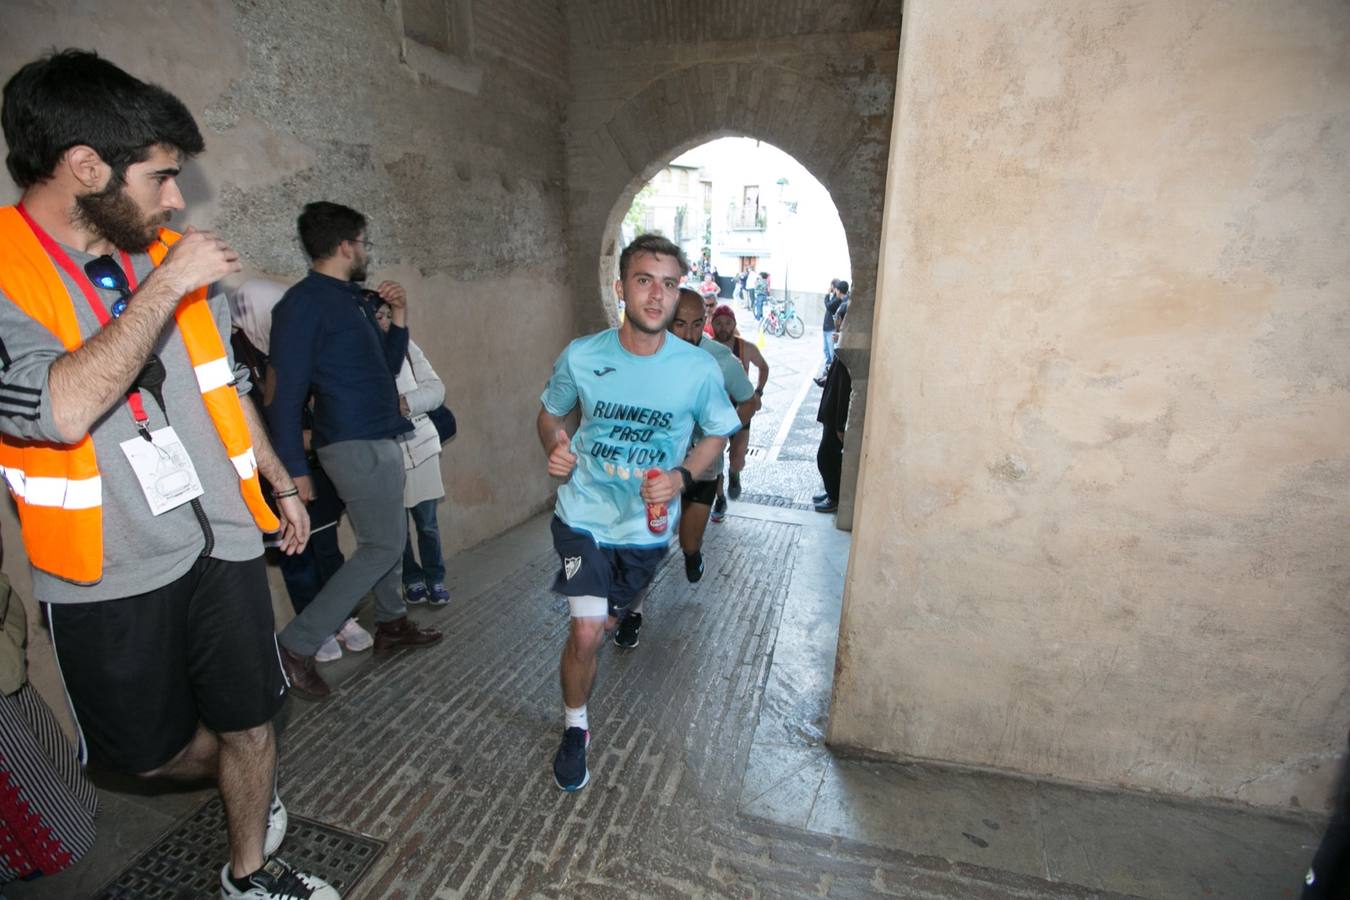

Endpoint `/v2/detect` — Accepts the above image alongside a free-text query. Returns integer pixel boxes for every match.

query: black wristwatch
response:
[673,466,693,492]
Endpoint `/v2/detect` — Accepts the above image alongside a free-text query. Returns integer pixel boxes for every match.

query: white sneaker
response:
[219,858,340,899]
[314,635,342,663]
[336,618,373,652]
[264,794,287,856]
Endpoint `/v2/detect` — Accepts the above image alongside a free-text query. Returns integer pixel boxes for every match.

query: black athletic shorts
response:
[47,555,286,773]
[682,478,719,507]
[550,516,666,618]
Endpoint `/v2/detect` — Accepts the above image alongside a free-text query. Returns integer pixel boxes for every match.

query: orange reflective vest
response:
[0,205,279,584]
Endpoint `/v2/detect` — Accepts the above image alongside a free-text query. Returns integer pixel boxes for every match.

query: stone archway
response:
[565,58,895,526]
[596,131,852,324]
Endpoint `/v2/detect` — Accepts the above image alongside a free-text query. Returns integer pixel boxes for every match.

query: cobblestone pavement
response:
[8,504,1315,899]
[717,303,832,509]
[272,514,1133,900]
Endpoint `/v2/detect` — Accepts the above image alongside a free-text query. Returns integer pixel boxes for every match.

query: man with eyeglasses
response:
[266,201,442,703]
[0,51,339,899]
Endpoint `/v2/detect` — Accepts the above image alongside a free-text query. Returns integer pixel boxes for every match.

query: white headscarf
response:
[228,278,288,356]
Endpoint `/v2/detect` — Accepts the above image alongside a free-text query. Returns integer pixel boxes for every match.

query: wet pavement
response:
[713,301,831,510]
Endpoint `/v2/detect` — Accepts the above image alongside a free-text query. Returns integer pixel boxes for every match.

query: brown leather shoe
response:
[373,616,443,655]
[279,646,332,701]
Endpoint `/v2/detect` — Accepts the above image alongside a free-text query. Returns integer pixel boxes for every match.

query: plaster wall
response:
[1,0,573,729]
[830,0,1350,810]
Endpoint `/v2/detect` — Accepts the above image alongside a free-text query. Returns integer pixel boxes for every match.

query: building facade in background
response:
[621,138,851,314]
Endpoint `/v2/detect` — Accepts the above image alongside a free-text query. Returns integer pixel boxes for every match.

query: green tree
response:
[624,183,657,233]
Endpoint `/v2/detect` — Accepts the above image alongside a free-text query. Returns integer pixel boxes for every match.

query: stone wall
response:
[1,0,573,723]
[830,0,1350,810]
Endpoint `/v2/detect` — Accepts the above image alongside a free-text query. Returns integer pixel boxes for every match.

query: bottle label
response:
[647,502,668,534]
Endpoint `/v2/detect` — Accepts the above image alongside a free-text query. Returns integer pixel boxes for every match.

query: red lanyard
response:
[15,204,151,433]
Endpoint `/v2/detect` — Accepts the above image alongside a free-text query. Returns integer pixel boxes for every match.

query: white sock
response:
[564,705,589,731]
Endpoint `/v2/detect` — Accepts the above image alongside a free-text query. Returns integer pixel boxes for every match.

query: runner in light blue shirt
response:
[535,234,740,793]
[540,327,740,548]
[665,289,757,584]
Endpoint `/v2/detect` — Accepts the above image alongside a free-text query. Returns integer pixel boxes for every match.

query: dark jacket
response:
[823,290,844,331]
[267,271,412,478]
[817,357,851,433]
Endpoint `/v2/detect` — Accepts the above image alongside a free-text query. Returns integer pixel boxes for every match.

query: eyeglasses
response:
[351,238,374,250]
[84,255,132,317]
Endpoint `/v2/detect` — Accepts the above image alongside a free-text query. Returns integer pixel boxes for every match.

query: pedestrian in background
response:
[268,201,442,701]
[814,302,851,513]
[816,278,846,385]
[373,301,451,607]
[231,278,370,663]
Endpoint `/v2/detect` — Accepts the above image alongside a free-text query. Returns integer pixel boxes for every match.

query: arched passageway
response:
[565,55,897,524]
[602,137,853,509]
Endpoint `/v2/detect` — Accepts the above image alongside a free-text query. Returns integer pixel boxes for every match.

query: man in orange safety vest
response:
[0,50,338,900]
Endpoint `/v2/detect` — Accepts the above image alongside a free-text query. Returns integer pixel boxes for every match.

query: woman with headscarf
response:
[229,278,372,661]
[371,300,451,607]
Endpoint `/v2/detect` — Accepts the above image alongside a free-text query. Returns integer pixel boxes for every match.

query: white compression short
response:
[567,595,608,619]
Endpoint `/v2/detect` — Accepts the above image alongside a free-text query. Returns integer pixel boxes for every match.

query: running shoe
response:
[264,793,287,856]
[812,491,830,503]
[553,727,590,792]
[684,551,704,584]
[404,582,429,604]
[711,495,727,523]
[428,583,451,606]
[727,472,742,500]
[336,618,373,652]
[314,635,342,663]
[614,612,642,649]
[219,858,339,899]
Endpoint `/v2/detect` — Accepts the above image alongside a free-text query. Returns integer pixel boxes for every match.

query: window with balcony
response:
[731,185,766,230]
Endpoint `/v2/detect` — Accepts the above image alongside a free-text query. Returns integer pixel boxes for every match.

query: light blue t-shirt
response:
[541,329,742,547]
[691,337,755,479]
[700,337,755,404]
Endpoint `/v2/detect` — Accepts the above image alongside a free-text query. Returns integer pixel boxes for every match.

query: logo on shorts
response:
[564,556,583,580]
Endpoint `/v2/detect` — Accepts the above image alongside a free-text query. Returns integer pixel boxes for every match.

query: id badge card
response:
[119,426,205,515]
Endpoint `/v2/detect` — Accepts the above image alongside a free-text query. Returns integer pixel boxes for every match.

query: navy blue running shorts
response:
[550,516,667,618]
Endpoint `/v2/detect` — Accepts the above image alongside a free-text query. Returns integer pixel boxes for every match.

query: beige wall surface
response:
[1,0,574,727]
[831,0,1350,810]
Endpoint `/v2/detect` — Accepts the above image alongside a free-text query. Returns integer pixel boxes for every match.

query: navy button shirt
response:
[267,271,413,478]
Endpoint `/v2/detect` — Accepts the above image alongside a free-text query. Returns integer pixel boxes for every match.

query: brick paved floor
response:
[263,513,1131,899]
[7,505,1321,899]
[721,306,833,508]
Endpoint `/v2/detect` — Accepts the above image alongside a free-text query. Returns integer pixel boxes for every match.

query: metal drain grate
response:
[745,446,766,459]
[93,798,384,899]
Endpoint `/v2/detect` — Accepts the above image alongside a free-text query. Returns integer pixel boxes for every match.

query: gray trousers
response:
[279,438,407,656]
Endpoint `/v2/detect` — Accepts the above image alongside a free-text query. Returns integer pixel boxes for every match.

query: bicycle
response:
[761,298,805,339]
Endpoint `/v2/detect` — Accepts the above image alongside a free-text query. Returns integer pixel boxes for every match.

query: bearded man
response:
[0,50,339,899]
[266,201,443,703]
